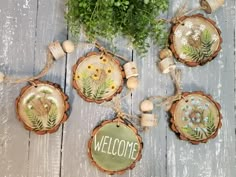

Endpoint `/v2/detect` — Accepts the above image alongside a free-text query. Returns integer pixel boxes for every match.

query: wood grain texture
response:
[0,0,235,177]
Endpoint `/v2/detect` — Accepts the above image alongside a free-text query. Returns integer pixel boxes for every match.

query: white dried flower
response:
[186,31,192,36]
[185,21,193,29]
[181,38,188,45]
[194,29,201,35]
[180,53,187,59]
[192,34,199,41]
[174,30,182,38]
[199,24,206,31]
[212,34,219,41]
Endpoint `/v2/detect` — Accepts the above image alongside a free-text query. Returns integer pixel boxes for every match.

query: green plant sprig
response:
[65,0,169,54]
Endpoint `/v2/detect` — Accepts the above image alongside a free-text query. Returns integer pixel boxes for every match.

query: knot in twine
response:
[149,68,182,111]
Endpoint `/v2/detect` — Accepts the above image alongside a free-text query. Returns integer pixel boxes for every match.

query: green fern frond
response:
[25,108,44,131]
[206,111,216,136]
[46,104,58,129]
[81,72,93,98]
[93,78,113,100]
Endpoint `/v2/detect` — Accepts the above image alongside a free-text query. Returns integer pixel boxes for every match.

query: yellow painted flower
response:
[111,84,116,90]
[106,67,113,74]
[87,64,93,70]
[101,57,108,64]
[74,72,80,80]
[92,73,99,80]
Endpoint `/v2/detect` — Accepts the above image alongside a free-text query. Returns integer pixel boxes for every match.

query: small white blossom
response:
[212,34,219,41]
[192,34,199,41]
[199,24,206,31]
[186,31,192,36]
[194,29,201,35]
[180,53,187,59]
[181,38,188,45]
[174,30,182,38]
[185,21,193,29]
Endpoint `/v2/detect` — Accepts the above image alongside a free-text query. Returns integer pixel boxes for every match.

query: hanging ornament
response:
[72,51,124,103]
[15,80,70,135]
[88,117,143,175]
[170,91,222,144]
[169,14,222,67]
[141,49,222,143]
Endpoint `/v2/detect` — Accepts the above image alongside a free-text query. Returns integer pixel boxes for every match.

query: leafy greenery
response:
[47,104,58,129]
[182,29,214,62]
[40,90,52,95]
[206,112,216,136]
[182,126,204,140]
[93,78,113,100]
[65,0,169,54]
[81,72,93,98]
[25,108,44,131]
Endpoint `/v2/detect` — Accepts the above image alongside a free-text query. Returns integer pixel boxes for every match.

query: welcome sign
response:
[88,118,143,174]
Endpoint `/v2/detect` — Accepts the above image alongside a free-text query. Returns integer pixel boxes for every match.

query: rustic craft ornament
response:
[88,118,143,175]
[169,14,222,67]
[170,91,222,144]
[15,80,70,135]
[200,0,224,14]
[72,52,124,104]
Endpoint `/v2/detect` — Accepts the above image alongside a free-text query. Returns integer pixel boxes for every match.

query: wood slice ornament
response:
[88,118,143,175]
[15,80,69,135]
[170,14,222,67]
[170,91,222,144]
[73,52,124,104]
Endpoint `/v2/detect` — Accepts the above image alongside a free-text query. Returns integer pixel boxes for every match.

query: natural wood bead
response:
[0,72,5,83]
[141,113,157,127]
[140,100,154,112]
[158,57,176,74]
[62,40,75,53]
[126,77,138,89]
[200,0,224,14]
[159,48,173,60]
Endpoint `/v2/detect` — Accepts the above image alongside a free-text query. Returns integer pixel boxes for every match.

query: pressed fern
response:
[81,73,93,98]
[93,79,113,100]
[206,111,216,136]
[182,29,214,62]
[182,126,204,140]
[46,104,58,129]
[25,108,44,131]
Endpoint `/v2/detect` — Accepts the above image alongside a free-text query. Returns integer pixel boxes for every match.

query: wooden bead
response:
[159,48,173,60]
[0,72,5,83]
[124,62,138,79]
[62,40,75,53]
[200,0,224,14]
[158,57,176,74]
[140,100,154,112]
[48,41,65,60]
[141,113,157,127]
[126,77,138,89]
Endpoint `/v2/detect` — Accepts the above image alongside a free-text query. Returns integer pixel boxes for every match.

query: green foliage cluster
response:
[65,0,169,54]
[182,29,213,62]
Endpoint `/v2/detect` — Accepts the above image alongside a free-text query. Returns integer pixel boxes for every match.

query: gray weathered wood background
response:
[0,0,235,177]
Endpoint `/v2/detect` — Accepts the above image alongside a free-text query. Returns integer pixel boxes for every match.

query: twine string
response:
[4,51,54,84]
[149,68,182,111]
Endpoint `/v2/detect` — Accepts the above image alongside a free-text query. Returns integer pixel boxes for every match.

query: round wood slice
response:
[169,14,222,67]
[15,80,70,135]
[170,91,222,144]
[73,52,124,104]
[88,118,143,175]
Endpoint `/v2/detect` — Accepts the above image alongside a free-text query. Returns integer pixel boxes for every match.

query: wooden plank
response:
[0,0,38,177]
[167,1,236,177]
[27,0,67,177]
